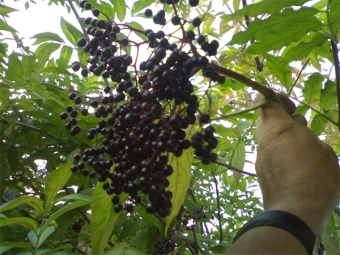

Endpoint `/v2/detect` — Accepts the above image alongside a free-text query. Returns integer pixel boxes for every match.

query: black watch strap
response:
[232,210,324,255]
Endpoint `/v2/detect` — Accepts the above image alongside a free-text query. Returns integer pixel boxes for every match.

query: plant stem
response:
[212,159,257,177]
[288,58,310,95]
[211,97,270,121]
[212,175,223,244]
[67,0,90,42]
[210,63,275,98]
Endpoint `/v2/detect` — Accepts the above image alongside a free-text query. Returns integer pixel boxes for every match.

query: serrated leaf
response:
[329,0,340,37]
[35,43,60,71]
[264,54,292,90]
[60,16,83,45]
[132,0,154,15]
[310,114,327,136]
[165,125,195,234]
[110,0,126,21]
[91,182,128,255]
[30,32,64,45]
[303,73,323,103]
[229,8,322,54]
[0,196,43,214]
[44,159,73,213]
[320,80,337,110]
[283,32,328,62]
[0,217,38,232]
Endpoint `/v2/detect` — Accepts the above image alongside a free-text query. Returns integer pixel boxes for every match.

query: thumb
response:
[255,93,296,123]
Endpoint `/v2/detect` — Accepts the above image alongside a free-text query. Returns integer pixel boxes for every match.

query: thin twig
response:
[212,175,223,244]
[0,118,61,140]
[67,0,90,42]
[211,97,271,121]
[288,58,310,95]
[212,159,257,177]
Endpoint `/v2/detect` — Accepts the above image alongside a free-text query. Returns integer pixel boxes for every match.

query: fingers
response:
[292,114,307,125]
[255,93,296,123]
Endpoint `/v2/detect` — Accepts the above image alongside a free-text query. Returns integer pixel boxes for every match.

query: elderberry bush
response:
[61,0,224,218]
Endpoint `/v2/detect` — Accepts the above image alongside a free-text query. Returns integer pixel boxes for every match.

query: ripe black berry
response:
[72,62,80,71]
[84,2,92,10]
[199,114,210,124]
[60,112,68,120]
[81,69,88,77]
[92,9,100,17]
[186,30,195,40]
[74,96,82,105]
[189,0,199,6]
[192,17,201,27]
[171,16,180,25]
[144,9,153,17]
[68,92,77,100]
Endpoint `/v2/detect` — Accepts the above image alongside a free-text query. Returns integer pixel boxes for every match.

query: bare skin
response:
[226,94,340,254]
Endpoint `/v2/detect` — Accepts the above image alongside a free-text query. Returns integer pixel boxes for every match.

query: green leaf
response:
[0,19,17,32]
[60,16,83,45]
[310,114,328,136]
[124,247,147,255]
[0,242,32,251]
[56,45,72,69]
[302,73,323,103]
[264,54,292,90]
[28,226,55,249]
[44,200,90,231]
[0,196,43,214]
[229,7,322,54]
[329,0,340,37]
[230,141,245,184]
[129,225,158,247]
[104,243,127,255]
[0,5,18,16]
[165,125,195,234]
[35,43,60,71]
[0,217,38,232]
[131,0,154,15]
[30,32,64,45]
[44,159,73,213]
[320,80,337,110]
[227,0,310,19]
[125,21,147,41]
[91,182,128,255]
[55,193,92,203]
[283,32,328,62]
[110,0,126,21]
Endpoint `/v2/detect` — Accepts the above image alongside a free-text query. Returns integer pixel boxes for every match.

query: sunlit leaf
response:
[110,0,126,21]
[165,125,195,234]
[35,43,60,71]
[30,32,64,45]
[0,196,43,215]
[329,0,340,37]
[264,54,292,90]
[132,0,154,15]
[311,114,328,136]
[302,72,323,103]
[320,80,337,110]
[60,16,83,45]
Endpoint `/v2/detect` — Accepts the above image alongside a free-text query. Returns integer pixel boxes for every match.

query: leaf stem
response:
[213,160,257,177]
[211,97,270,121]
[288,58,310,95]
[211,175,223,244]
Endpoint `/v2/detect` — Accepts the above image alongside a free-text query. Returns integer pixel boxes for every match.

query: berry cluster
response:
[152,232,176,255]
[62,0,222,217]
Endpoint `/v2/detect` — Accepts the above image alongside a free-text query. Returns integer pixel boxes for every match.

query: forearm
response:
[226,226,308,254]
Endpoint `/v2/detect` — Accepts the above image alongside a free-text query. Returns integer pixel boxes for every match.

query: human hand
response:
[255,93,340,235]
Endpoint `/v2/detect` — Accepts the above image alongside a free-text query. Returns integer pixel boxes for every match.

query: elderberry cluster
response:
[152,232,176,255]
[61,0,223,217]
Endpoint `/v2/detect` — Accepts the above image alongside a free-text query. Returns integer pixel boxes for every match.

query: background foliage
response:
[0,0,339,254]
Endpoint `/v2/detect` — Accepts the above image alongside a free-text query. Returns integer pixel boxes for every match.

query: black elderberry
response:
[84,2,92,10]
[218,75,226,84]
[90,101,99,108]
[65,122,72,130]
[74,96,82,105]
[69,118,77,126]
[199,114,210,124]
[96,20,106,29]
[197,35,205,44]
[144,8,153,17]
[81,69,88,77]
[171,16,181,26]
[60,112,68,120]
[121,38,129,46]
[147,32,156,41]
[192,17,201,27]
[92,8,100,17]
[68,92,77,100]
[186,30,195,40]
[83,169,89,176]
[71,165,78,172]
[74,154,81,161]
[156,30,165,39]
[79,0,87,8]
[189,0,199,6]
[72,62,80,71]
[113,25,120,33]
